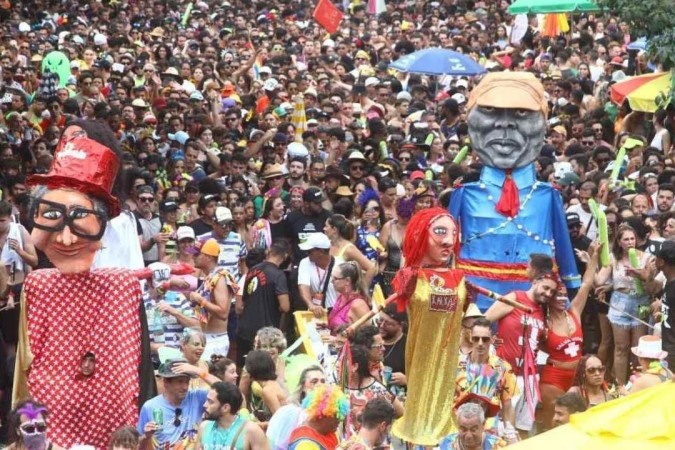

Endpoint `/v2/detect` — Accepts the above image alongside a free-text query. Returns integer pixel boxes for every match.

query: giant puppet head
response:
[27,121,121,274]
[466,72,548,170]
[402,207,460,268]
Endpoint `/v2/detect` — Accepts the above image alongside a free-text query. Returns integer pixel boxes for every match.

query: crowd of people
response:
[1,0,675,449]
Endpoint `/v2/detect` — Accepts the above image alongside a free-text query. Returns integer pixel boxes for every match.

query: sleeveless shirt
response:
[496,291,545,376]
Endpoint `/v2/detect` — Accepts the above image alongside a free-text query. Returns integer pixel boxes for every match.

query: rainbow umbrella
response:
[610,71,672,112]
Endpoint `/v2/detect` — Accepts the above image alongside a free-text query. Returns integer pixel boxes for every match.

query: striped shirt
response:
[198,231,247,282]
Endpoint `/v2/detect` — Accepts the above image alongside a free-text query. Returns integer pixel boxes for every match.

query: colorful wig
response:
[301,384,350,422]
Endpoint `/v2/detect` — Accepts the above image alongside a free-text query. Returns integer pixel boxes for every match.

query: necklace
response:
[383,333,402,360]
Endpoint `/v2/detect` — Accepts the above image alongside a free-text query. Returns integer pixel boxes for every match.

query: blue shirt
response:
[138,390,208,449]
[449,163,580,311]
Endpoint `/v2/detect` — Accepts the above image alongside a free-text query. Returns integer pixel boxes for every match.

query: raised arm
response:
[570,242,600,318]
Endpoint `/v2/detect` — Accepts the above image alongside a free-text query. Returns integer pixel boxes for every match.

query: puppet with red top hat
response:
[13,121,147,450]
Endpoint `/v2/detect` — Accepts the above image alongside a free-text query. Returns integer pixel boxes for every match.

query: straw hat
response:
[262,164,286,180]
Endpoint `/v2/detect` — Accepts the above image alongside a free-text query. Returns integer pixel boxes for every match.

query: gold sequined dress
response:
[391,269,467,446]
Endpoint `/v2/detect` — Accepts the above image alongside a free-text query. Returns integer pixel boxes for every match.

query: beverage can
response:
[153,408,164,426]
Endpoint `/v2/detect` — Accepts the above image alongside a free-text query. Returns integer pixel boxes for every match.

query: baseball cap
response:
[200,238,221,257]
[451,93,466,104]
[303,187,324,203]
[655,240,675,264]
[156,358,195,378]
[176,226,196,241]
[159,200,179,212]
[189,90,205,101]
[566,212,582,226]
[214,206,233,224]
[198,194,218,209]
[557,171,581,186]
[298,232,331,251]
[552,125,567,136]
[396,91,412,102]
[168,131,190,145]
[137,185,155,196]
[263,78,279,91]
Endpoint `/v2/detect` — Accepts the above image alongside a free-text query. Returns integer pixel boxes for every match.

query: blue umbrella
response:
[389,48,486,76]
[627,38,648,52]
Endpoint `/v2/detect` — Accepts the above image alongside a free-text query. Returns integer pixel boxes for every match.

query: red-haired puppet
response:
[13,122,142,450]
[390,207,468,446]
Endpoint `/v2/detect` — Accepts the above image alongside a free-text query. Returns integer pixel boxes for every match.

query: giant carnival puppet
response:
[449,72,580,312]
[13,121,146,450]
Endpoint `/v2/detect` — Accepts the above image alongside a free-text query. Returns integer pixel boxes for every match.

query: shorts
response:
[540,364,576,392]
[607,290,649,328]
[202,332,229,361]
[512,374,539,432]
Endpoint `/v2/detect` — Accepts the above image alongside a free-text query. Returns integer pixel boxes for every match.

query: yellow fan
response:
[366,235,385,253]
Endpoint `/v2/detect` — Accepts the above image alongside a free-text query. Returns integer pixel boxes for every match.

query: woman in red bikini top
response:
[539,243,599,430]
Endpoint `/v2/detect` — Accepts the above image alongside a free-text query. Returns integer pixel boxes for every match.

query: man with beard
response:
[566,213,592,272]
[196,382,267,450]
[450,72,579,312]
[486,273,558,438]
[338,397,396,450]
[287,156,308,189]
[655,184,675,214]
[378,303,407,394]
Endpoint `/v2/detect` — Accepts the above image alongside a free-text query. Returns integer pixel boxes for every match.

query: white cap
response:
[263,78,279,91]
[214,206,233,224]
[259,66,272,75]
[451,93,466,104]
[177,226,196,241]
[93,33,107,46]
[299,233,331,251]
[365,77,380,87]
[322,39,336,48]
[456,79,469,89]
[70,60,81,69]
[19,22,31,33]
[287,142,309,158]
[396,91,412,102]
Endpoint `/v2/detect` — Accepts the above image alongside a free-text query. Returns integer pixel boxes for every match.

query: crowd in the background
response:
[1,0,675,449]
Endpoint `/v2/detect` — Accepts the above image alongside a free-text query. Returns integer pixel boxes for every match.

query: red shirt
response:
[496,291,545,376]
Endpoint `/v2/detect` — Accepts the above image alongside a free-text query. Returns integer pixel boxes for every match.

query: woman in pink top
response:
[328,261,371,333]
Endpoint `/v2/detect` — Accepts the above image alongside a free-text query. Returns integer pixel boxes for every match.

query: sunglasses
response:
[471,336,491,343]
[20,422,47,434]
[586,366,605,374]
[581,140,594,146]
[139,197,155,203]
[350,165,364,171]
[173,408,182,427]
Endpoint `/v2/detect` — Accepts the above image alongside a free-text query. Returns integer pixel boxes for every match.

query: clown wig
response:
[301,384,350,422]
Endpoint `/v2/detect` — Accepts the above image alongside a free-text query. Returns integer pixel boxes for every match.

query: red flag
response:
[313,0,343,34]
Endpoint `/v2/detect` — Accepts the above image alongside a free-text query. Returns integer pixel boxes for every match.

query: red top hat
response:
[28,133,121,217]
